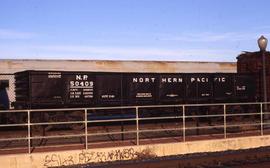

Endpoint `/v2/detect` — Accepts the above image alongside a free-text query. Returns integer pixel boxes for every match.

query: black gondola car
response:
[13,70,256,109]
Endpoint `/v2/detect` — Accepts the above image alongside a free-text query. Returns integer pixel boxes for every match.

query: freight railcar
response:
[13,70,256,109]
[0,70,255,130]
[1,50,267,131]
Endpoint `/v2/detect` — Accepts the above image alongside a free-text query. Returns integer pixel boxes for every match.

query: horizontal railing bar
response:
[89,116,182,123]
[0,123,28,127]
[185,112,261,119]
[88,130,137,136]
[139,102,264,108]
[262,122,270,125]
[226,113,261,117]
[183,102,261,107]
[226,123,261,128]
[139,116,182,121]
[30,134,85,140]
[186,125,225,130]
[0,147,29,151]
[185,123,260,131]
[0,110,28,113]
[136,104,183,109]
[139,128,183,133]
[0,137,28,142]
[30,121,84,126]
[88,118,136,123]
[0,101,268,113]
[185,114,224,118]
[263,112,270,115]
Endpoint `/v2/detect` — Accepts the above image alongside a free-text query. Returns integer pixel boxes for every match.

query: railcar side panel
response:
[64,72,95,106]
[158,74,185,104]
[31,72,64,104]
[96,73,123,106]
[186,74,213,103]
[213,74,234,101]
[13,70,257,109]
[125,73,157,104]
[234,74,256,101]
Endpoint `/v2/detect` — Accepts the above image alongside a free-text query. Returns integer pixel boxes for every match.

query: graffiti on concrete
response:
[43,147,156,167]
[44,154,74,167]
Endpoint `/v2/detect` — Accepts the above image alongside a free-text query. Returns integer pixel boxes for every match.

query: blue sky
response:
[0,0,270,62]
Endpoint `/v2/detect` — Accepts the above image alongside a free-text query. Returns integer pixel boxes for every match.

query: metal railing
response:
[0,102,269,154]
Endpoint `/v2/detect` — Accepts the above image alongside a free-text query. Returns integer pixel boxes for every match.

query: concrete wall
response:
[0,59,236,73]
[1,135,270,168]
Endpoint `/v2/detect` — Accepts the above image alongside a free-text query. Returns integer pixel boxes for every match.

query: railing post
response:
[85,109,88,150]
[136,107,139,145]
[223,105,227,139]
[183,105,186,142]
[261,103,264,136]
[27,110,31,154]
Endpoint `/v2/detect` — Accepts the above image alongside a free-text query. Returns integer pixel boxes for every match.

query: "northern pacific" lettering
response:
[133,77,156,83]
[161,78,183,83]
